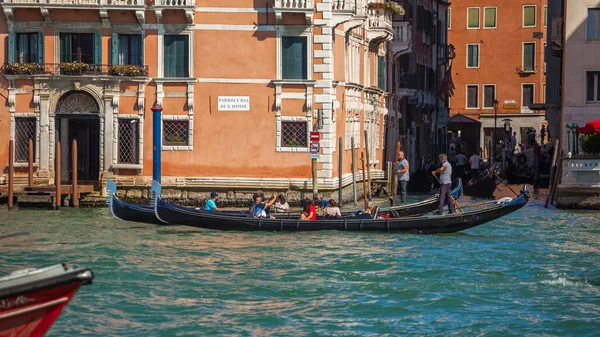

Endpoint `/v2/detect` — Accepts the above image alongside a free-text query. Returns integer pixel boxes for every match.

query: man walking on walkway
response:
[432,154,455,215]
[396,151,409,204]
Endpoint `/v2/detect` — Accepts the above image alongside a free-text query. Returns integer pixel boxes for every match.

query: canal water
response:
[1,194,600,336]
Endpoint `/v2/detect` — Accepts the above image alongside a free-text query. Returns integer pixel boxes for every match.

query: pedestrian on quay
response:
[395,151,409,205]
[469,151,482,183]
[432,153,455,215]
[540,125,547,145]
[455,151,466,180]
[204,192,222,212]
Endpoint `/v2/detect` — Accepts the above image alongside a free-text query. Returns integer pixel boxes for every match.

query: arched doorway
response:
[55,91,100,182]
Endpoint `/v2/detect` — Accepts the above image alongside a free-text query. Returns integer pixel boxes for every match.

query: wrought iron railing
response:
[2,63,149,77]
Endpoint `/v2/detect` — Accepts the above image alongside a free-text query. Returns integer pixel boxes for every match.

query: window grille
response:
[118,118,140,164]
[281,121,307,147]
[163,120,189,146]
[15,117,36,163]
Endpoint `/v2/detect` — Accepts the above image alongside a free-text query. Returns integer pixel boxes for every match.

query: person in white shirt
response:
[455,152,467,180]
[432,154,455,214]
[469,151,482,182]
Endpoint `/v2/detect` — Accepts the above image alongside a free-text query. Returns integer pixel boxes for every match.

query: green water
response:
[1,198,600,336]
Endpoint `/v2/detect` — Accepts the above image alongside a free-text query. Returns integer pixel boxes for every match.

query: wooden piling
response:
[351,137,357,206]
[28,139,34,187]
[55,141,61,209]
[361,151,367,204]
[391,141,400,196]
[551,149,565,205]
[72,139,79,208]
[544,140,560,208]
[338,137,343,207]
[311,158,318,198]
[8,140,14,210]
[363,130,371,200]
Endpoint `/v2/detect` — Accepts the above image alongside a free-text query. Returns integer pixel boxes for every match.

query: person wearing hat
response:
[204,192,222,211]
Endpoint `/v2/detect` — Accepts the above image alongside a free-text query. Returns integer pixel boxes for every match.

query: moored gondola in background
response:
[106,180,165,225]
[463,170,497,199]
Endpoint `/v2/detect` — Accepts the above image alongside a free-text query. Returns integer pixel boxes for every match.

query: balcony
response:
[391,21,411,56]
[331,0,355,27]
[367,6,394,44]
[2,63,149,78]
[154,0,195,23]
[396,73,417,98]
[273,0,314,25]
[2,0,146,23]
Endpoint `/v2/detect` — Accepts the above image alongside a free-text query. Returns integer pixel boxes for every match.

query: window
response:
[522,84,534,107]
[117,119,140,164]
[281,121,307,147]
[447,8,451,29]
[164,35,189,77]
[16,33,39,63]
[378,56,386,91]
[467,7,480,29]
[544,6,548,27]
[523,6,536,27]
[15,117,36,163]
[523,42,535,72]
[466,85,479,108]
[163,120,189,146]
[113,34,142,66]
[587,9,600,40]
[484,7,496,28]
[586,71,600,102]
[281,37,308,80]
[60,33,97,64]
[483,85,496,108]
[467,44,479,68]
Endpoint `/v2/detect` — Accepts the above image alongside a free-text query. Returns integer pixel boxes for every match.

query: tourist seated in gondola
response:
[300,198,317,220]
[313,197,327,216]
[274,195,290,212]
[324,199,342,218]
[250,194,277,219]
[204,192,222,212]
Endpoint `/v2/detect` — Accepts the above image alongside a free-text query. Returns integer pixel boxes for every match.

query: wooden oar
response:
[493,172,519,197]
[451,196,477,233]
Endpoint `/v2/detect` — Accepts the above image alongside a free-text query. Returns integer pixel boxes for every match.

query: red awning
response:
[576,120,600,133]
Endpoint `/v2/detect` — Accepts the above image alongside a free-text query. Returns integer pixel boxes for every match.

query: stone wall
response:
[556,157,600,210]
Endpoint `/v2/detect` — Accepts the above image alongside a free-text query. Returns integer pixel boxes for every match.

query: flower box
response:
[59,62,90,75]
[3,62,44,75]
[367,2,405,16]
[109,65,148,77]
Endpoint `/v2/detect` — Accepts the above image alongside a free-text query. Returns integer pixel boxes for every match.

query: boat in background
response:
[106,180,165,225]
[0,263,94,337]
[463,170,497,199]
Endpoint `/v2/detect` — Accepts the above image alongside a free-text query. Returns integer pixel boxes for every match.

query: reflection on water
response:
[0,199,599,336]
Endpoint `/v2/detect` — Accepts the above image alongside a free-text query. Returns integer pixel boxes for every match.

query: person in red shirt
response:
[300,198,317,220]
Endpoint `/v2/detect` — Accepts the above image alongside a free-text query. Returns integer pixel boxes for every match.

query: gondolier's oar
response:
[493,172,519,197]
[451,197,478,233]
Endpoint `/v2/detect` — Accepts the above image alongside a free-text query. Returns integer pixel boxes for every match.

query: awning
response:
[576,119,600,133]
[448,113,480,124]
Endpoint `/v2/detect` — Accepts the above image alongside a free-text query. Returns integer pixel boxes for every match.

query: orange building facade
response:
[448,0,547,155]
[0,0,400,199]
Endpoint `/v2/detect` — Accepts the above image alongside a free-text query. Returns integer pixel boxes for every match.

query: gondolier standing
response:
[432,153,455,215]
[395,151,409,205]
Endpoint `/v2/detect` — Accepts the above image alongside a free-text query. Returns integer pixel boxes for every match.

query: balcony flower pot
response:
[2,62,44,75]
[59,62,90,75]
[367,2,405,16]
[109,65,148,77]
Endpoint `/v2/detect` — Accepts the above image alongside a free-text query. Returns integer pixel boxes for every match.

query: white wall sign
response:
[217,96,250,111]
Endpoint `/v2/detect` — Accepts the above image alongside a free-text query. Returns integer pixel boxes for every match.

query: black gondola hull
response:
[155,191,528,234]
[463,173,497,198]
[110,194,165,225]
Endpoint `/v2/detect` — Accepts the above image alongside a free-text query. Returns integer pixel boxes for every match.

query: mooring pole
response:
[28,139,33,187]
[55,141,61,210]
[8,140,14,210]
[338,137,343,208]
[151,100,163,183]
[72,139,79,207]
[391,141,400,195]
[351,137,357,206]
[363,130,371,200]
[361,151,367,205]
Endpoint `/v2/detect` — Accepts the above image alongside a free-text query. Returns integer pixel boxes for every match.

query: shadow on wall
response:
[253,0,275,41]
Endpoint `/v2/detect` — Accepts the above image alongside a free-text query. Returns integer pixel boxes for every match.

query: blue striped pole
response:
[151,100,163,183]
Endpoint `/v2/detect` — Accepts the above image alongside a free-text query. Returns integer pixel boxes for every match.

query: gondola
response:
[463,170,497,198]
[155,187,529,234]
[379,178,463,217]
[106,180,165,225]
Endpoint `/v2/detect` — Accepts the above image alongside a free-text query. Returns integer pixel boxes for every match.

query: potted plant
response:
[59,62,90,75]
[2,62,44,75]
[367,2,405,16]
[109,65,148,77]
[580,133,600,155]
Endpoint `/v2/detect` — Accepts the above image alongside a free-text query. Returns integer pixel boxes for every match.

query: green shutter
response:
[484,8,496,28]
[468,8,479,28]
[60,33,71,63]
[282,37,307,80]
[524,7,535,26]
[37,32,44,64]
[139,33,144,66]
[588,10,597,39]
[112,33,119,65]
[8,31,15,63]
[93,32,101,64]
[378,56,386,91]
[164,35,175,77]
[524,43,534,70]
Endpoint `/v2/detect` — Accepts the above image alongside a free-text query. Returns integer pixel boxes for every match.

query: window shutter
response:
[282,37,307,80]
[164,35,176,77]
[8,31,15,63]
[139,33,144,66]
[93,32,101,64]
[588,10,597,40]
[111,33,119,65]
[59,33,70,63]
[17,34,28,63]
[37,32,44,64]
